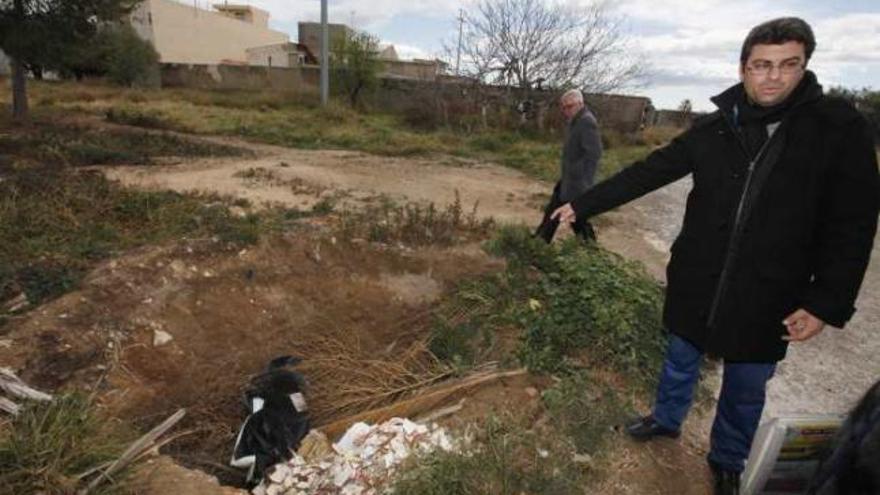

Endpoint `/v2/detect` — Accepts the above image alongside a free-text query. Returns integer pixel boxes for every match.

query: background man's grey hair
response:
[740,17,816,64]
[561,89,584,103]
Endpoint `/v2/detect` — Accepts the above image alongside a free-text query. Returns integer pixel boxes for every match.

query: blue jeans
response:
[652,334,776,473]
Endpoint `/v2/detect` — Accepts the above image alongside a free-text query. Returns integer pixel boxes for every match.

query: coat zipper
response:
[705,118,779,328]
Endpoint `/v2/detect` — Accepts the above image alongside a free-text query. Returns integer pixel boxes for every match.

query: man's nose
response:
[767,65,783,79]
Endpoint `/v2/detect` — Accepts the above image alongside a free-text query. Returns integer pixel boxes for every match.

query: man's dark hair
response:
[740,17,816,65]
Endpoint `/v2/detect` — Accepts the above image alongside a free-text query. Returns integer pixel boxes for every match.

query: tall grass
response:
[0,394,135,495]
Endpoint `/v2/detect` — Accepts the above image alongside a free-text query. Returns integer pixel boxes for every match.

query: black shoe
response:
[624,415,680,441]
[709,461,741,495]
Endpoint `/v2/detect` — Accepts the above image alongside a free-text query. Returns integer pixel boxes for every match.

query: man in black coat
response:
[552,17,879,495]
[535,89,602,242]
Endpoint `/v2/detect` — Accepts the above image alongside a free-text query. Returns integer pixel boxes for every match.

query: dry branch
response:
[0,367,53,403]
[81,408,186,494]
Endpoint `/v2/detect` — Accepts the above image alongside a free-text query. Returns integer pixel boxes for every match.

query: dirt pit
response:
[1,222,510,488]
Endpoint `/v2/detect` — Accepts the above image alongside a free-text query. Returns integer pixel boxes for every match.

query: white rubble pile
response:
[253,417,455,495]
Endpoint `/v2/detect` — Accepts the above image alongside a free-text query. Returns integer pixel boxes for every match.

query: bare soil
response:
[101,137,549,226]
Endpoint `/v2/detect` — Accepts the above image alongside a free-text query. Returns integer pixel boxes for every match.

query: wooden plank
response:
[0,367,52,402]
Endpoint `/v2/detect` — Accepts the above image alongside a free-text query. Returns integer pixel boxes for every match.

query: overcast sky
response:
[204,0,879,111]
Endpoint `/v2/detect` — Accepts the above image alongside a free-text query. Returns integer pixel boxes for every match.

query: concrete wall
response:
[160,63,319,91]
[583,93,653,133]
[247,44,313,68]
[382,60,442,82]
[131,0,288,64]
[247,45,293,68]
[652,109,695,128]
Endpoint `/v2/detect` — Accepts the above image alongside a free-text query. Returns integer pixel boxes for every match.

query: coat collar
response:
[710,70,823,121]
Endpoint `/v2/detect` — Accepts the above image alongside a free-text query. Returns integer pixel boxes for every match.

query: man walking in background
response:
[551,17,878,495]
[535,89,602,242]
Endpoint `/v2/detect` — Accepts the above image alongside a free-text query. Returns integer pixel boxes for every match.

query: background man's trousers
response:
[652,334,776,472]
[535,182,596,243]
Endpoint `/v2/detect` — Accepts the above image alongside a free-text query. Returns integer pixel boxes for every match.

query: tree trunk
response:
[11,0,29,123]
[11,57,29,124]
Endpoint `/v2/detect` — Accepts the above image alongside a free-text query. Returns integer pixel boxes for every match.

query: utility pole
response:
[320,0,329,106]
[455,8,464,75]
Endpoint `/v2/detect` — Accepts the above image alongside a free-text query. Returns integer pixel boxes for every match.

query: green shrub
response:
[433,226,666,387]
[518,239,666,382]
[104,25,160,87]
[483,224,559,272]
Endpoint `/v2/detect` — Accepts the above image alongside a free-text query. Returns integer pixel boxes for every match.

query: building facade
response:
[130,0,288,64]
[246,43,317,68]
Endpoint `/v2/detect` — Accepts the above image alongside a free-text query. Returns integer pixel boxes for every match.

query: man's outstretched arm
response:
[554,132,695,224]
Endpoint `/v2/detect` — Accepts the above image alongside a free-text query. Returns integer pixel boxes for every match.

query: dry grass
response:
[296,335,451,425]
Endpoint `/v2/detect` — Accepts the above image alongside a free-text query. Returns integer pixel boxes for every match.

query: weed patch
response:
[393,414,586,495]
[105,105,174,130]
[336,194,494,247]
[0,394,135,495]
[0,166,285,308]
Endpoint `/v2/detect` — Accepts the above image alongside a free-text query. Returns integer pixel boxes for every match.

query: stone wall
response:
[160,63,319,91]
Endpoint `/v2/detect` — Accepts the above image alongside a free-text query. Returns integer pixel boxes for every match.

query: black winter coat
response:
[571,78,879,362]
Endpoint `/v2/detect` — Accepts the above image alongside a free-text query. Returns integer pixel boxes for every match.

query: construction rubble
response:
[253,417,456,495]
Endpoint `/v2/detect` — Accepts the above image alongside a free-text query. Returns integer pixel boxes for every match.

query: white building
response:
[130,0,289,65]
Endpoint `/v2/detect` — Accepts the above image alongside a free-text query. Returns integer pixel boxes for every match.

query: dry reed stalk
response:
[294,334,451,425]
[318,368,526,440]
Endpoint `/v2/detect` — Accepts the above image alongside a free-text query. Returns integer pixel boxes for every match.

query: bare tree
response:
[448,0,645,93]
[677,98,693,126]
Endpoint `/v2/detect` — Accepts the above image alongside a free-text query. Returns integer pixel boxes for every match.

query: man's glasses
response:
[745,58,804,76]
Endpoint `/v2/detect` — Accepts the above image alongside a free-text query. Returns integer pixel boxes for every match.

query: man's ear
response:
[739,64,746,83]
